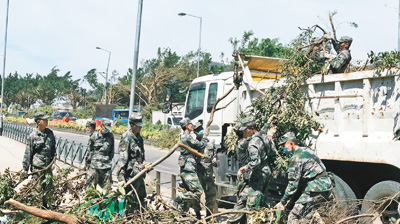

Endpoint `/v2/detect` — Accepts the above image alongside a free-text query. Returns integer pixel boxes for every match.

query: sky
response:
[0,0,398,89]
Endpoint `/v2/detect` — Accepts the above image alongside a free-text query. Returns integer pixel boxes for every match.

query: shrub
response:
[26,106,54,118]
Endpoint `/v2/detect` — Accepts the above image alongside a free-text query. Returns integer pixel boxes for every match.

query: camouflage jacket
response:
[178,132,208,173]
[199,139,215,169]
[22,128,56,171]
[242,131,276,180]
[116,131,144,179]
[236,137,250,168]
[281,146,332,205]
[87,131,114,169]
[136,133,145,162]
[329,49,351,73]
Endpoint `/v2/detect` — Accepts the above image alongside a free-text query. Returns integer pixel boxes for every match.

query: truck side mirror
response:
[162,102,171,114]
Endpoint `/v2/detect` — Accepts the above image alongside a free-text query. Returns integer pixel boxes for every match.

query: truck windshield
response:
[185,82,206,120]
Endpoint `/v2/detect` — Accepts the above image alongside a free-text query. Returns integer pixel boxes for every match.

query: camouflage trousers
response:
[31,166,53,208]
[229,176,265,223]
[123,168,147,212]
[198,163,218,214]
[287,191,333,224]
[86,167,112,192]
[179,171,204,212]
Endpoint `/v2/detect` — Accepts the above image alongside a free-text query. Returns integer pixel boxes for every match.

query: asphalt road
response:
[52,130,180,198]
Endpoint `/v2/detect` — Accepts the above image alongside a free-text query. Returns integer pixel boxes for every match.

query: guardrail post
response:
[156,171,161,195]
[171,174,176,199]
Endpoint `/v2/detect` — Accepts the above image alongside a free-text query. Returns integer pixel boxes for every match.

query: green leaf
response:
[118,186,126,195]
[275,210,281,223]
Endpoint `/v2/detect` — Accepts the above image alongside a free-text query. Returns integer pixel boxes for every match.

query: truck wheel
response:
[361,181,400,223]
[332,174,357,201]
[331,174,358,214]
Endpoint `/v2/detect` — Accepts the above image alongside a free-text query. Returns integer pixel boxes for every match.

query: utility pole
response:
[128,0,144,125]
[0,0,10,136]
[398,0,400,51]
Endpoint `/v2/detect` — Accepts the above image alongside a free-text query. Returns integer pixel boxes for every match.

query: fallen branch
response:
[215,97,237,112]
[124,144,181,189]
[0,208,20,215]
[335,213,375,224]
[6,199,78,224]
[28,156,57,176]
[205,86,236,135]
[195,210,253,224]
[178,143,205,158]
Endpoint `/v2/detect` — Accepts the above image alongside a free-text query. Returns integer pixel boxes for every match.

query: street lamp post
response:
[178,12,202,78]
[96,47,111,105]
[0,0,10,136]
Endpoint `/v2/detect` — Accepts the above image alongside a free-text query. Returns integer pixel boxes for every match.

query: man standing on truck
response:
[86,118,114,193]
[323,35,353,73]
[116,113,147,211]
[193,122,218,216]
[171,118,208,220]
[275,132,333,224]
[229,117,276,223]
[22,112,57,208]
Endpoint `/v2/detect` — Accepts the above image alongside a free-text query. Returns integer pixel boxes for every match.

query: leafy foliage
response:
[225,29,324,171]
[229,30,292,58]
[368,50,400,69]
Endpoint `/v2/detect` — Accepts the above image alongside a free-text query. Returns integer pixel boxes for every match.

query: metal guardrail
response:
[3,121,179,198]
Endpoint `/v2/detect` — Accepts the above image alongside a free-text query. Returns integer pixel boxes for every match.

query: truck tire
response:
[361,181,400,223]
[331,174,358,215]
[332,174,357,201]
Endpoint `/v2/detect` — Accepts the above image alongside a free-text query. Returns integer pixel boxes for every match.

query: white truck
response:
[178,55,400,219]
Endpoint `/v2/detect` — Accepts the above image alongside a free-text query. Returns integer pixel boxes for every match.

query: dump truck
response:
[174,55,400,220]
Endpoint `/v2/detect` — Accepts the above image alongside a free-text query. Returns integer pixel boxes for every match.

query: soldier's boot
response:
[196,210,201,220]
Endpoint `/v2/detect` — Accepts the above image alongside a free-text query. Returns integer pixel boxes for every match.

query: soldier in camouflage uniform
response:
[22,112,57,208]
[323,35,353,74]
[229,117,276,223]
[84,120,96,170]
[171,118,208,219]
[193,122,218,216]
[116,113,147,210]
[86,118,114,192]
[86,120,96,135]
[275,132,333,224]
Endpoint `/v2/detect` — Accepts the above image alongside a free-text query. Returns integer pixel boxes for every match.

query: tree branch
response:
[205,86,236,135]
[215,97,237,112]
[6,199,78,224]
[329,11,337,41]
[28,156,57,176]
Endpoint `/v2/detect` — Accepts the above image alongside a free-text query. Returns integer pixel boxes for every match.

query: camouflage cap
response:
[179,117,192,128]
[193,121,202,130]
[129,112,143,126]
[34,112,49,120]
[101,118,112,129]
[278,132,296,145]
[238,117,256,131]
[338,36,353,45]
[85,120,96,127]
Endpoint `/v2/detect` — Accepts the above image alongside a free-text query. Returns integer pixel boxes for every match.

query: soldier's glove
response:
[322,33,332,40]
[274,202,285,211]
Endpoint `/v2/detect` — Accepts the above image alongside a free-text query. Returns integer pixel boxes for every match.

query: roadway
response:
[52,129,181,198]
